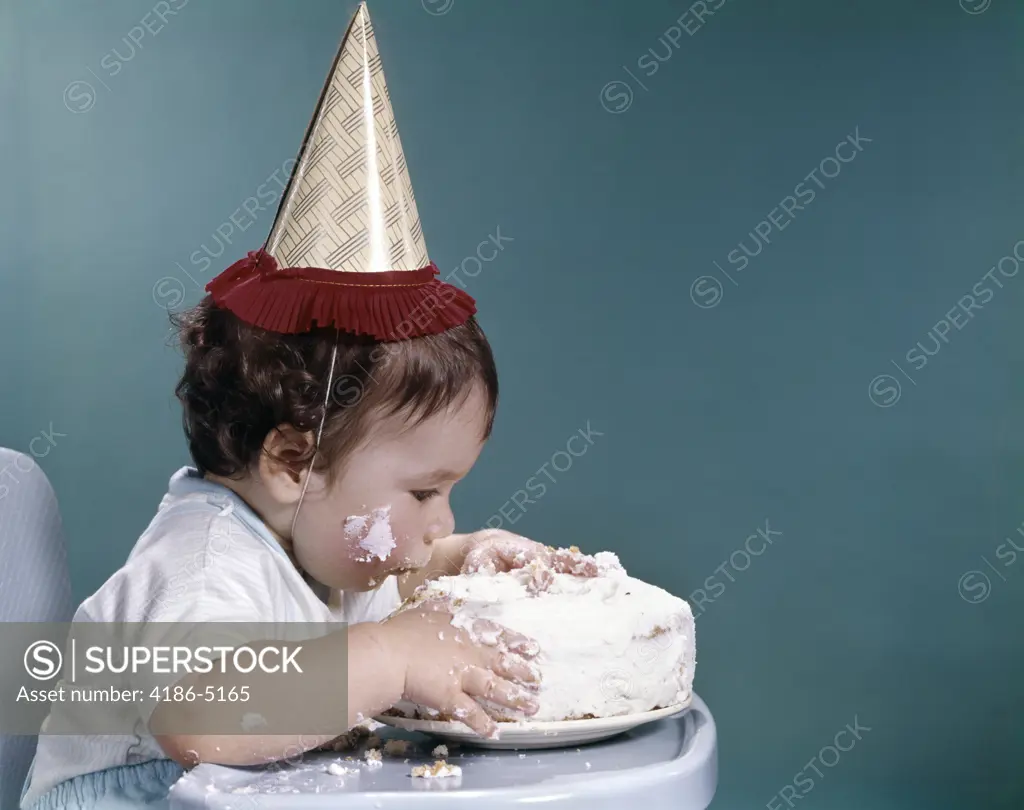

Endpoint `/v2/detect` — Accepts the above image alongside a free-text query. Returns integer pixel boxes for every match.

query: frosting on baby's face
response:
[290,385,488,591]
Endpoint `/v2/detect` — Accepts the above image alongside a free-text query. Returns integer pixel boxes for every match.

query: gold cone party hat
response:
[206,2,475,338]
[266,3,427,274]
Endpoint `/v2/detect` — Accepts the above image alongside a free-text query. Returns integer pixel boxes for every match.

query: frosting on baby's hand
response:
[460,532,606,583]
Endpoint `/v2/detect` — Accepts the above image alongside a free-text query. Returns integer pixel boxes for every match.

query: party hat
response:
[206,2,475,339]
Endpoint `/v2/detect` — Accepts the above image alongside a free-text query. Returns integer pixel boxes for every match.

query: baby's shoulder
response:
[79,499,286,624]
[134,493,268,566]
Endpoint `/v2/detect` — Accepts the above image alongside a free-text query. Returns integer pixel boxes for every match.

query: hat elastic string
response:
[289,330,340,542]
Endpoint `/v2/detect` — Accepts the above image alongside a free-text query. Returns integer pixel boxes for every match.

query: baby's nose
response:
[424,519,453,545]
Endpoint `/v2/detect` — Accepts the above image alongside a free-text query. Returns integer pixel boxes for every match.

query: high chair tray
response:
[168,693,717,810]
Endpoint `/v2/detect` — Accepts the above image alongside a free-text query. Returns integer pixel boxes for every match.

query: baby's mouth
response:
[390,557,429,577]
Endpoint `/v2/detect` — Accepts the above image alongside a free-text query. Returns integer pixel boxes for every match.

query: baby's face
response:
[292,384,489,591]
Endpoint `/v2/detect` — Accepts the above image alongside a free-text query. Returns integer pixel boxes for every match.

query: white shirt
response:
[23,467,401,806]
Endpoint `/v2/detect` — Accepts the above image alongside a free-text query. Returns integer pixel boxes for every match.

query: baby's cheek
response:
[387,513,427,565]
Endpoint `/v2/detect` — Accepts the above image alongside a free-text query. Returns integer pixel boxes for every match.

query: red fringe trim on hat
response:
[205,250,477,339]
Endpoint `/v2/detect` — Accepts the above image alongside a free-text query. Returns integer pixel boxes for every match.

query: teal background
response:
[2,0,1022,807]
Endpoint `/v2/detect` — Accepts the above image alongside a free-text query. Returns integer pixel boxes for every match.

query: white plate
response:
[375,699,692,749]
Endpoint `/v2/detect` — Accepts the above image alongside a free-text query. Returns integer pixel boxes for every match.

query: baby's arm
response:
[152,623,401,767]
[154,608,539,766]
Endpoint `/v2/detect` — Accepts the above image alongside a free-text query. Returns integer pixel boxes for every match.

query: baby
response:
[21,298,592,808]
[22,8,602,806]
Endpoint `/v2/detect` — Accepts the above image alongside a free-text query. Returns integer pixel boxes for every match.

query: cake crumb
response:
[384,739,411,756]
[431,744,448,758]
[331,724,371,751]
[411,759,462,779]
[364,748,383,768]
[585,761,591,769]
[326,762,358,776]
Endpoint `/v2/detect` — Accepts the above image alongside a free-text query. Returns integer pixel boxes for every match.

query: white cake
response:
[401,548,695,722]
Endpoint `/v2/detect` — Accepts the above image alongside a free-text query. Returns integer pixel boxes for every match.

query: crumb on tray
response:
[384,739,412,756]
[411,759,462,779]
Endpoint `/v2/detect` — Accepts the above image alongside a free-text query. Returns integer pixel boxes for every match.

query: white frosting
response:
[344,514,368,539]
[345,506,396,561]
[410,550,695,722]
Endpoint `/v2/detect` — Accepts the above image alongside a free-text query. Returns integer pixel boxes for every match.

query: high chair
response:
[0,449,74,810]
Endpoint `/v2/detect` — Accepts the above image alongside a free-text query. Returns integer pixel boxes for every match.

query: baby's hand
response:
[460,529,600,578]
[380,604,541,738]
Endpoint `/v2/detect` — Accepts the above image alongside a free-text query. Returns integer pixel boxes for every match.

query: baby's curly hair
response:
[171,297,498,480]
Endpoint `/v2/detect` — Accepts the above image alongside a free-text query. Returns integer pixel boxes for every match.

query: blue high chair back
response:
[0,449,74,810]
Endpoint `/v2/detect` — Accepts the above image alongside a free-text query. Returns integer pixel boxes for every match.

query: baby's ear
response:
[259,425,315,495]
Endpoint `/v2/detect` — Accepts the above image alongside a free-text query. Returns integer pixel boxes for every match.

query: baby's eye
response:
[411,489,440,502]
